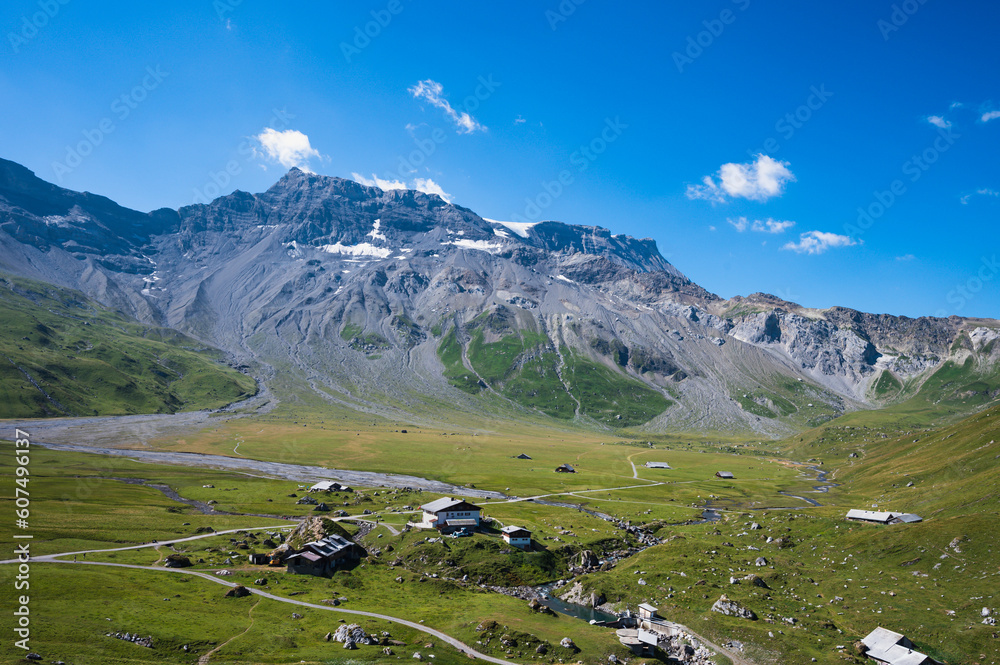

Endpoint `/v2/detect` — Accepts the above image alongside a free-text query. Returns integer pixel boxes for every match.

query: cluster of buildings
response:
[419,497,532,548]
[284,534,360,576]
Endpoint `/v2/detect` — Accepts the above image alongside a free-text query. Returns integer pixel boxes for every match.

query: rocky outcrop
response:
[332,623,378,646]
[710,595,756,620]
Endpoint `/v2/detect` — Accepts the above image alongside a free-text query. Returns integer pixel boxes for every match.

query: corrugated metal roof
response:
[862,627,935,665]
[303,534,354,558]
[893,513,923,523]
[863,626,906,652]
[444,518,478,527]
[287,551,322,563]
[420,497,481,513]
[847,509,895,522]
[501,525,530,535]
[645,462,671,469]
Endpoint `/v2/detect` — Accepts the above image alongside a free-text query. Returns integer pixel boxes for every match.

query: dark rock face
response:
[0,158,996,433]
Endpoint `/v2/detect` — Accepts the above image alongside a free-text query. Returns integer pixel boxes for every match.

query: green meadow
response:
[2,394,999,663]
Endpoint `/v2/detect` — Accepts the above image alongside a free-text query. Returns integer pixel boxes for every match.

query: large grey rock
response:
[711,595,757,620]
[333,623,378,645]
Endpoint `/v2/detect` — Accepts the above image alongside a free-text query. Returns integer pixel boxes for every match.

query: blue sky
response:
[2,1,998,317]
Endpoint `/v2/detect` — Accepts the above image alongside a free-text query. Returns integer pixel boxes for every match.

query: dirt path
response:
[30,559,518,665]
[198,596,260,664]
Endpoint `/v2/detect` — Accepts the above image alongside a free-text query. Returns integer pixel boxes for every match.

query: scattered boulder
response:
[225,585,251,598]
[755,556,768,567]
[164,554,192,568]
[711,594,757,620]
[333,623,378,645]
[560,637,576,649]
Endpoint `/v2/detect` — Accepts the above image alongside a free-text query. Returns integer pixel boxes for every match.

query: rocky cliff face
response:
[0,158,996,433]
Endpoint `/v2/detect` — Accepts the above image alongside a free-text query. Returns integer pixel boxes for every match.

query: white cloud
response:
[961,187,1000,204]
[352,173,407,191]
[514,115,526,124]
[351,173,452,203]
[687,154,795,203]
[982,110,1000,123]
[412,177,452,202]
[409,79,485,134]
[255,128,322,170]
[895,254,916,261]
[727,217,795,233]
[781,231,857,255]
[926,115,951,129]
[755,218,795,233]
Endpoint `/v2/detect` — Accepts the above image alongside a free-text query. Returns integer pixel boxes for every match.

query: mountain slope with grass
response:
[1,157,998,431]
[0,273,256,417]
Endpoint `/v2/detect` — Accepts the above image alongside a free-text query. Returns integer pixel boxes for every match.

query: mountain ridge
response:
[1,157,997,433]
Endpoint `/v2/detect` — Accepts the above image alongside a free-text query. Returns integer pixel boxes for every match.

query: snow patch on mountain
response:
[485,218,538,238]
[318,242,392,258]
[367,218,387,242]
[444,239,504,254]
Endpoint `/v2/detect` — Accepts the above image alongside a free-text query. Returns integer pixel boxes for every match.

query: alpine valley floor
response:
[1,396,998,665]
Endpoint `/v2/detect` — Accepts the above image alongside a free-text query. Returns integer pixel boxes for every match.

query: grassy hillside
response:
[0,274,256,417]
[435,317,671,427]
